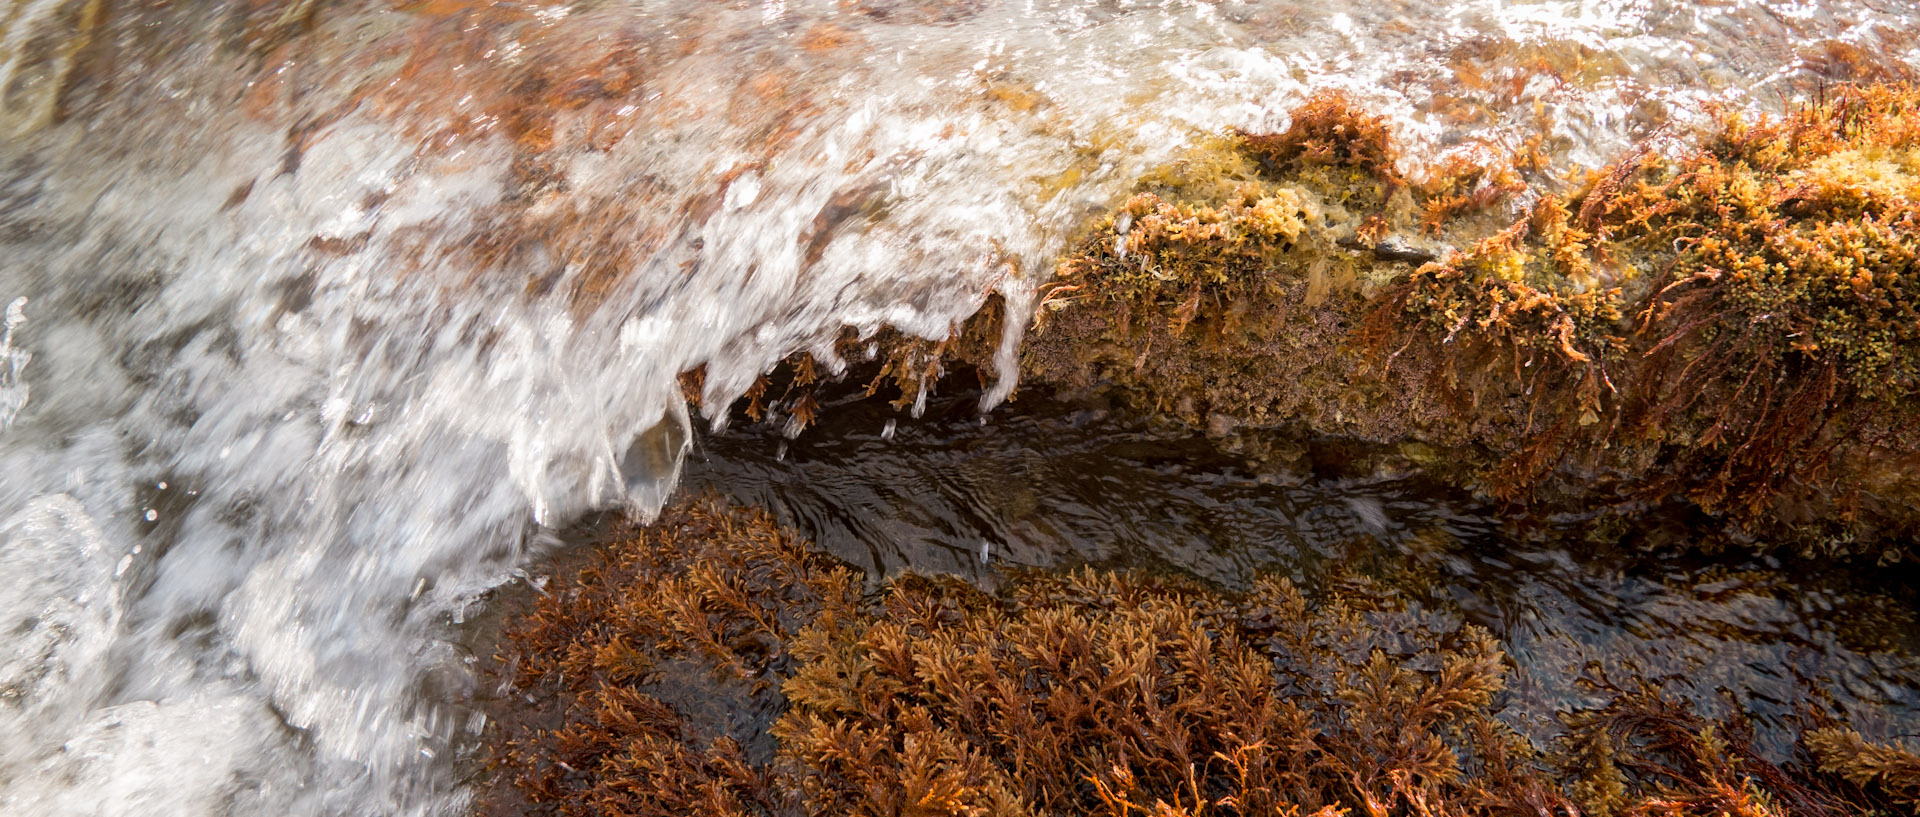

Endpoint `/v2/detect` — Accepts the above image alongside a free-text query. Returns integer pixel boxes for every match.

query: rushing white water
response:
[0,0,1915,815]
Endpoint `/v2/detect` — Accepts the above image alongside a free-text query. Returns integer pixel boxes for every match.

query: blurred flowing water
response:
[0,1,1915,815]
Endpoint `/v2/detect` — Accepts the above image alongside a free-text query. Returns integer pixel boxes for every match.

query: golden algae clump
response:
[480,497,1556,817]
[1071,184,1323,310]
[1238,89,1407,212]
[1381,84,1920,545]
[1025,92,1473,441]
[477,497,1920,817]
[1556,685,1918,817]
[775,570,1535,817]
[479,499,862,816]
[1806,728,1920,813]
[1020,84,1920,555]
[1049,91,1431,316]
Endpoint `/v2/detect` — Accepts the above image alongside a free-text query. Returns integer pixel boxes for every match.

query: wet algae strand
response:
[476,496,1920,817]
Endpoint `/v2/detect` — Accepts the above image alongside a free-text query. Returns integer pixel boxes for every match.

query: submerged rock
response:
[475,495,1920,817]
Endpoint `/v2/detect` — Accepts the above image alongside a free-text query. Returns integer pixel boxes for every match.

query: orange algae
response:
[476,496,1920,817]
[1806,728,1920,813]
[774,568,1526,817]
[480,499,858,817]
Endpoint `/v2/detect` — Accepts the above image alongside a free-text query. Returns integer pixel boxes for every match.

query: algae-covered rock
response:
[1023,94,1461,442]
[1380,84,1920,553]
[476,496,1920,817]
[684,85,1920,557]
[1015,85,1920,559]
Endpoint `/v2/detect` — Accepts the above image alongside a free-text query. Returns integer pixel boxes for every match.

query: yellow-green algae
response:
[685,85,1920,557]
[476,496,1920,817]
[1008,85,1920,558]
[1381,84,1920,548]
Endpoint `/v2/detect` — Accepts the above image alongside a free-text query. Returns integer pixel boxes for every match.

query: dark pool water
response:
[681,386,1920,757]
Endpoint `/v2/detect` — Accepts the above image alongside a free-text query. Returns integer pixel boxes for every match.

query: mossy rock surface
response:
[697,85,1920,558]
[987,85,1920,559]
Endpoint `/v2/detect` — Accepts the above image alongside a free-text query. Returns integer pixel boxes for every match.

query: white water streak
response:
[0,297,27,430]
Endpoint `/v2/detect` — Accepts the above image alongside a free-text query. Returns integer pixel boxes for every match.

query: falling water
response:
[0,1,1916,815]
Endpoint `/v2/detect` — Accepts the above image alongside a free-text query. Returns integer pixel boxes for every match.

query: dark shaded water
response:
[682,386,1920,757]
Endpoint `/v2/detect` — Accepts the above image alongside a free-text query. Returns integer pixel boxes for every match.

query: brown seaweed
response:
[477,496,1920,817]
